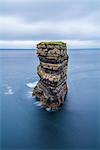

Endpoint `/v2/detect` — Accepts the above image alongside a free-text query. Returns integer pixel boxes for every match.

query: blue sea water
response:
[0,49,100,149]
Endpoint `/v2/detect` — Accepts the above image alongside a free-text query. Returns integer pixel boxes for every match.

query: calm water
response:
[0,49,100,149]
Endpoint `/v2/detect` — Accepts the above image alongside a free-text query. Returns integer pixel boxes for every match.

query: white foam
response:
[7,86,12,89]
[46,108,51,112]
[25,91,32,98]
[37,102,42,106]
[34,101,40,105]
[4,87,14,95]
[26,81,38,88]
[34,101,42,106]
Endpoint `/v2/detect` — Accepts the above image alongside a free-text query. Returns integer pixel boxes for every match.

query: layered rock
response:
[32,42,68,111]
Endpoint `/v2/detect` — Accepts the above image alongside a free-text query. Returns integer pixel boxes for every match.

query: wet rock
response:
[32,42,68,111]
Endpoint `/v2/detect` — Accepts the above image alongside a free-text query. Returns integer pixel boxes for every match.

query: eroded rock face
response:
[32,42,68,111]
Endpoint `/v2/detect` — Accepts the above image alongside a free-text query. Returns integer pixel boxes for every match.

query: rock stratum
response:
[32,42,68,111]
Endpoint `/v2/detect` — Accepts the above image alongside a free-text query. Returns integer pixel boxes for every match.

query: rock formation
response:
[32,42,68,111]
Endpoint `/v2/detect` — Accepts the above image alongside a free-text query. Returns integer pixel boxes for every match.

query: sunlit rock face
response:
[32,42,68,111]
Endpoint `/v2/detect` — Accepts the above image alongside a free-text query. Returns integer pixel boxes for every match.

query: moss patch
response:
[38,41,65,45]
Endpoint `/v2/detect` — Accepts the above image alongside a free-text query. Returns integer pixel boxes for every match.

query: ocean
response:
[0,49,100,149]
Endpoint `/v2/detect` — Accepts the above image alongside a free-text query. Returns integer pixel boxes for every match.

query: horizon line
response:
[0,48,100,50]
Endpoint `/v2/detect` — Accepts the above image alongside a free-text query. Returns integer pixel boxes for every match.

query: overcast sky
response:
[0,0,100,49]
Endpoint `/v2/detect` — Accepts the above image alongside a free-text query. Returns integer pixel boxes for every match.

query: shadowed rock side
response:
[32,42,68,111]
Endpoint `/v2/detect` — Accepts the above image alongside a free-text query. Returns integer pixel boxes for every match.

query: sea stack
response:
[32,41,68,111]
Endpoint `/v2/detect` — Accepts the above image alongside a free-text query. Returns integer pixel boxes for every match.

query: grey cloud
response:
[0,0,100,22]
[0,23,100,41]
[0,0,100,42]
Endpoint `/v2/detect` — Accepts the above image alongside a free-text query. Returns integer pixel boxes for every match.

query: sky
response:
[0,0,100,49]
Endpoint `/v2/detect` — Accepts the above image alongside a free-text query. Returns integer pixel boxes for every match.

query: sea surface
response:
[0,49,100,149]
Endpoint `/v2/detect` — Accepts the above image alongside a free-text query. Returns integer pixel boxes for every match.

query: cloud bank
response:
[0,0,100,48]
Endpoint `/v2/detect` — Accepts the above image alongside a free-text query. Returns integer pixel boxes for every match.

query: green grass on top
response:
[38,41,65,45]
